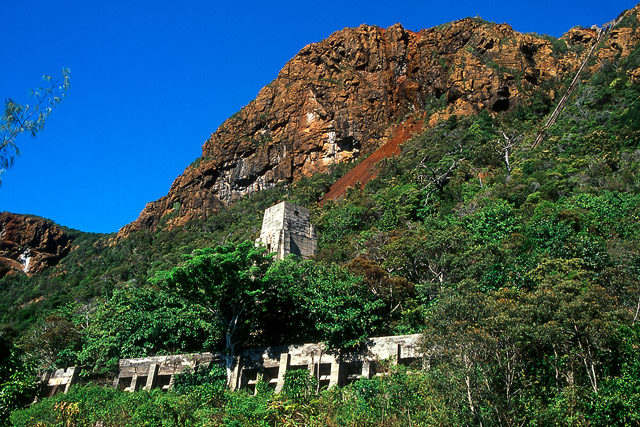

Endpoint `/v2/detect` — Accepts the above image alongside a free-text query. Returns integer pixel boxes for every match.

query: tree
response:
[0,335,42,426]
[79,285,217,373]
[150,241,275,383]
[1,68,70,184]
[18,315,82,370]
[265,258,385,349]
[493,130,520,178]
[345,258,414,326]
[304,262,384,349]
[381,221,469,289]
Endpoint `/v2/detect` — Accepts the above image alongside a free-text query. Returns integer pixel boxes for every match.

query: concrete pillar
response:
[361,360,371,380]
[129,374,138,392]
[229,356,242,391]
[328,357,341,388]
[49,385,59,397]
[275,352,290,393]
[253,373,263,396]
[144,363,158,391]
[63,367,77,393]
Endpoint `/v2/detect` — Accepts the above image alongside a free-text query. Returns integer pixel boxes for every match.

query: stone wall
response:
[257,201,317,259]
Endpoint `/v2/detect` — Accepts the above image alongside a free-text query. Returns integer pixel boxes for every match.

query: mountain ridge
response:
[115,9,640,238]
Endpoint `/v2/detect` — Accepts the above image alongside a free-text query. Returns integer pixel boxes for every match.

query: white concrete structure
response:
[257,201,317,259]
[110,334,422,393]
[40,367,77,397]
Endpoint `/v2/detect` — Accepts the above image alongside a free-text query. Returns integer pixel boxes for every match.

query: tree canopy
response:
[150,241,275,381]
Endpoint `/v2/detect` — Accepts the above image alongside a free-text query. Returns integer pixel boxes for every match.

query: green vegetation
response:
[8,366,466,426]
[78,285,217,373]
[3,14,640,426]
[0,337,42,425]
[150,242,277,381]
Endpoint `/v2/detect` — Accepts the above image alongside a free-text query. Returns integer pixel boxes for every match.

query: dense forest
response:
[2,9,640,426]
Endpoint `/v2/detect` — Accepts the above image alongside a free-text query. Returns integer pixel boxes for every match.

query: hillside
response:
[0,213,73,277]
[118,9,639,236]
[2,4,640,426]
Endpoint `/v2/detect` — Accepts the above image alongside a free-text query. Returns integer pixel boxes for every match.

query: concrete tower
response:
[257,201,317,260]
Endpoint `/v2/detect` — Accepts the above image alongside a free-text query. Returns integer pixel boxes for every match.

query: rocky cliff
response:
[0,212,73,277]
[119,6,640,237]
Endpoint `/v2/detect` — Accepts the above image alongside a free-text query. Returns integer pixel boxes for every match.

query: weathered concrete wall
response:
[39,367,78,397]
[112,335,422,393]
[257,201,317,259]
[39,334,423,395]
[113,352,221,392]
[233,342,342,392]
[233,334,423,393]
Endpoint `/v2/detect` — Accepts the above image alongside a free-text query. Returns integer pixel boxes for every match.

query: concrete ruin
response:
[111,334,422,393]
[232,334,423,393]
[38,334,423,395]
[39,367,78,397]
[113,352,221,392]
[256,201,317,259]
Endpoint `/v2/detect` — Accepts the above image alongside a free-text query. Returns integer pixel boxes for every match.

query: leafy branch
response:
[1,68,71,181]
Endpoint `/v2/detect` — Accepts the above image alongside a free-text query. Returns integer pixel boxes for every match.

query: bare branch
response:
[419,156,465,195]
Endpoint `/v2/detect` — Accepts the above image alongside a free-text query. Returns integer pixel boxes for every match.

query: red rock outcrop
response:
[0,212,73,277]
[118,5,640,237]
[321,115,425,203]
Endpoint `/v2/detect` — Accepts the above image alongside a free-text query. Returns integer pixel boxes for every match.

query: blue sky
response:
[1,0,636,233]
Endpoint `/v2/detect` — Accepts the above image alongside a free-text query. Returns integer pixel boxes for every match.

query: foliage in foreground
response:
[4,368,478,427]
[11,352,640,427]
[0,338,41,426]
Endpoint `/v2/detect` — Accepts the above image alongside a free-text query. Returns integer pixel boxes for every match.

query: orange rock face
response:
[0,213,73,277]
[118,6,640,237]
